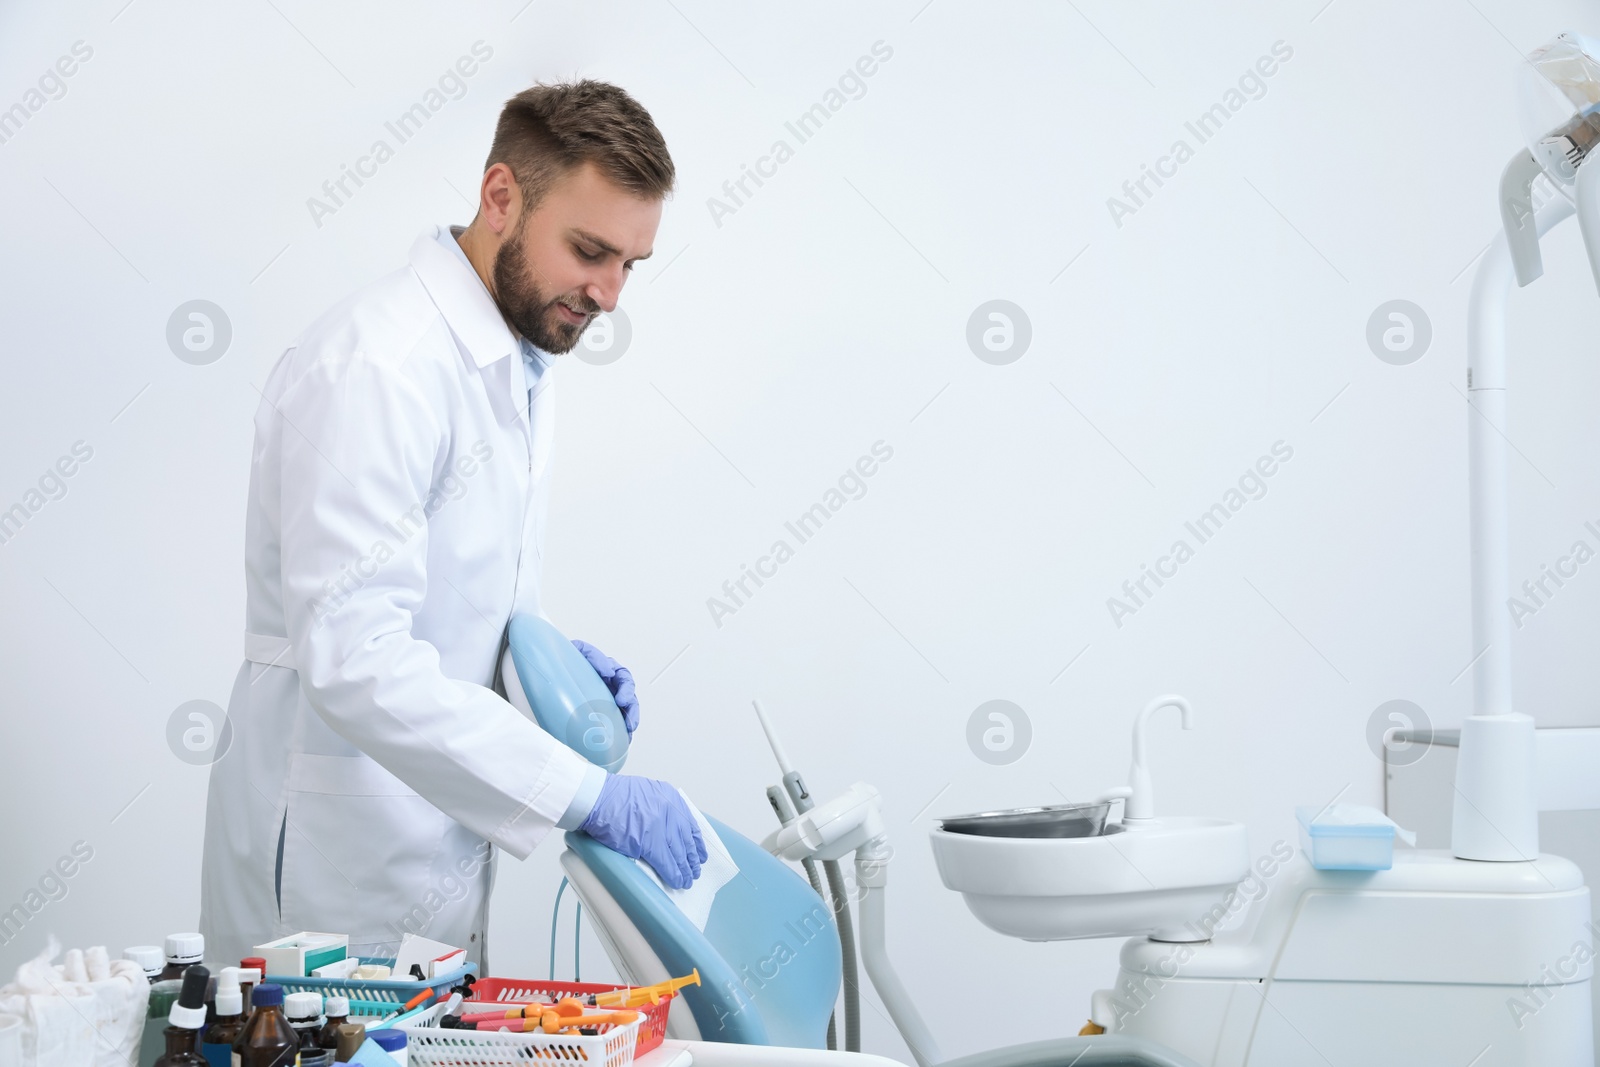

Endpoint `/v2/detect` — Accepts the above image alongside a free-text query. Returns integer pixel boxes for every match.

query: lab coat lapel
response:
[409,230,519,373]
[409,229,537,448]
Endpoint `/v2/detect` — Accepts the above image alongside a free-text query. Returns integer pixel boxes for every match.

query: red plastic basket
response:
[464,978,676,1054]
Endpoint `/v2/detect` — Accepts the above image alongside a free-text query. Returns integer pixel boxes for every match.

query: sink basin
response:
[930,816,1250,941]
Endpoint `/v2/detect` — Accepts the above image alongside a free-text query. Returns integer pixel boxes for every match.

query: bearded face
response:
[491,219,601,354]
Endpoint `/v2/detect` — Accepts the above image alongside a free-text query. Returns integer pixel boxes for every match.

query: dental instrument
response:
[754,698,862,1054]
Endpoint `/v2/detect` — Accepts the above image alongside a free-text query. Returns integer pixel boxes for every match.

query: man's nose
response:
[584,266,627,313]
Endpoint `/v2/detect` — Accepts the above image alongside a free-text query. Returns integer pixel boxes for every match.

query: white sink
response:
[930,815,1250,942]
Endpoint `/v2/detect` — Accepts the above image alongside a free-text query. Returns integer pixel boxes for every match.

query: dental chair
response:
[561,819,842,1046]
[504,616,1199,1067]
[561,824,1200,1067]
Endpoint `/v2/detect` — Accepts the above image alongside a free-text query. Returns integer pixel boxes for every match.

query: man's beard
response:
[492,225,598,354]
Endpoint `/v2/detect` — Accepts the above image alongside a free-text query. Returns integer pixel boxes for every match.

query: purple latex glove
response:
[580,775,707,889]
[572,639,639,736]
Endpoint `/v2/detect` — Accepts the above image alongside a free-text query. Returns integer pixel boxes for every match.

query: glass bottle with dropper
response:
[152,966,210,1067]
[200,969,244,1067]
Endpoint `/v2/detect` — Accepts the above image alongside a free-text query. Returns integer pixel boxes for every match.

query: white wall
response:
[3,0,1600,1060]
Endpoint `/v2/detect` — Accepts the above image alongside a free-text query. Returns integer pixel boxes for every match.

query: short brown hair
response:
[486,80,674,211]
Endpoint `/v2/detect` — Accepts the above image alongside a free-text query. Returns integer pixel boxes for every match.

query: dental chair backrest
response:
[500,614,630,773]
[503,614,841,1046]
[564,820,843,1049]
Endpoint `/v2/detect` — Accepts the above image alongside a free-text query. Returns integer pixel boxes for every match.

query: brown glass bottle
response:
[316,997,350,1051]
[233,984,297,1067]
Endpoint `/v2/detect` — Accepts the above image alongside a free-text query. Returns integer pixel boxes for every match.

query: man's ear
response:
[479,163,521,236]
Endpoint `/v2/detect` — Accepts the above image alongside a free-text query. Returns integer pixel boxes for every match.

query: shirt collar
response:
[408,225,519,370]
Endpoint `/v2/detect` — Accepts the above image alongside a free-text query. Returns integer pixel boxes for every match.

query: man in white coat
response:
[200,81,705,969]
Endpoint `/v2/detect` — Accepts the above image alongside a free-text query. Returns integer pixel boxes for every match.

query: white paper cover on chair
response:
[634,792,739,931]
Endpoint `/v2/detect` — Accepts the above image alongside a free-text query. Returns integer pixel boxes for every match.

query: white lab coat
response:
[199,226,595,969]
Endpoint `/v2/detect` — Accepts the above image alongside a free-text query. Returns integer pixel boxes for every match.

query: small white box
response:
[311,956,360,979]
[254,932,349,977]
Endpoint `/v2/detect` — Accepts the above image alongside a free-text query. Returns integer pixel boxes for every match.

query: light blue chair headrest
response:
[565,816,842,1049]
[505,614,629,773]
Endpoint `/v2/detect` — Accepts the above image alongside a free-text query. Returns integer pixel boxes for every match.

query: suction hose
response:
[821,857,861,1053]
[767,783,861,1053]
[767,787,837,1050]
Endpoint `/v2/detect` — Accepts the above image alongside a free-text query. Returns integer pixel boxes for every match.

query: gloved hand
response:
[579,775,708,889]
[572,639,639,736]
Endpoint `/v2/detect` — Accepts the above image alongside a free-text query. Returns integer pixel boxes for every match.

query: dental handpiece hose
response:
[753,700,861,1055]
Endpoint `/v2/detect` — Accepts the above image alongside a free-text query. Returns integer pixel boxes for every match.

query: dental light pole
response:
[1455,33,1600,861]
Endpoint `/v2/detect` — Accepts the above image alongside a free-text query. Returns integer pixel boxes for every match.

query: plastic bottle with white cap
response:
[124,946,164,984]
[201,969,245,1067]
[159,934,206,981]
[284,992,324,1051]
[316,998,349,1051]
[368,1029,407,1067]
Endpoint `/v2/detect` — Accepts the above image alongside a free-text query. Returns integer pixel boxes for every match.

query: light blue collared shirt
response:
[439,225,605,832]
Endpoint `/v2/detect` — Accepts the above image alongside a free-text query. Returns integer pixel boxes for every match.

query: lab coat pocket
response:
[278,753,455,944]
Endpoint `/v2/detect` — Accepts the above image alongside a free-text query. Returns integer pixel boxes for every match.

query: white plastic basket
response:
[397,1003,641,1067]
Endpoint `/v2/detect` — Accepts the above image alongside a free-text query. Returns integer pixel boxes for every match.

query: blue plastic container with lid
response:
[1295,804,1413,870]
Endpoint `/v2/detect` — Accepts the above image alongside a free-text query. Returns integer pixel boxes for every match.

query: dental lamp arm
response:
[1502,133,1600,295]
[1451,162,1576,863]
[1500,150,1547,287]
[1575,153,1600,295]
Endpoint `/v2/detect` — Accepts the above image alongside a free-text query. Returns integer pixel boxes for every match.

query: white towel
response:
[634,793,739,931]
[0,938,148,1067]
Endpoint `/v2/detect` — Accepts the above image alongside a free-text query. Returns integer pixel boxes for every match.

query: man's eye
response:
[576,247,603,262]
